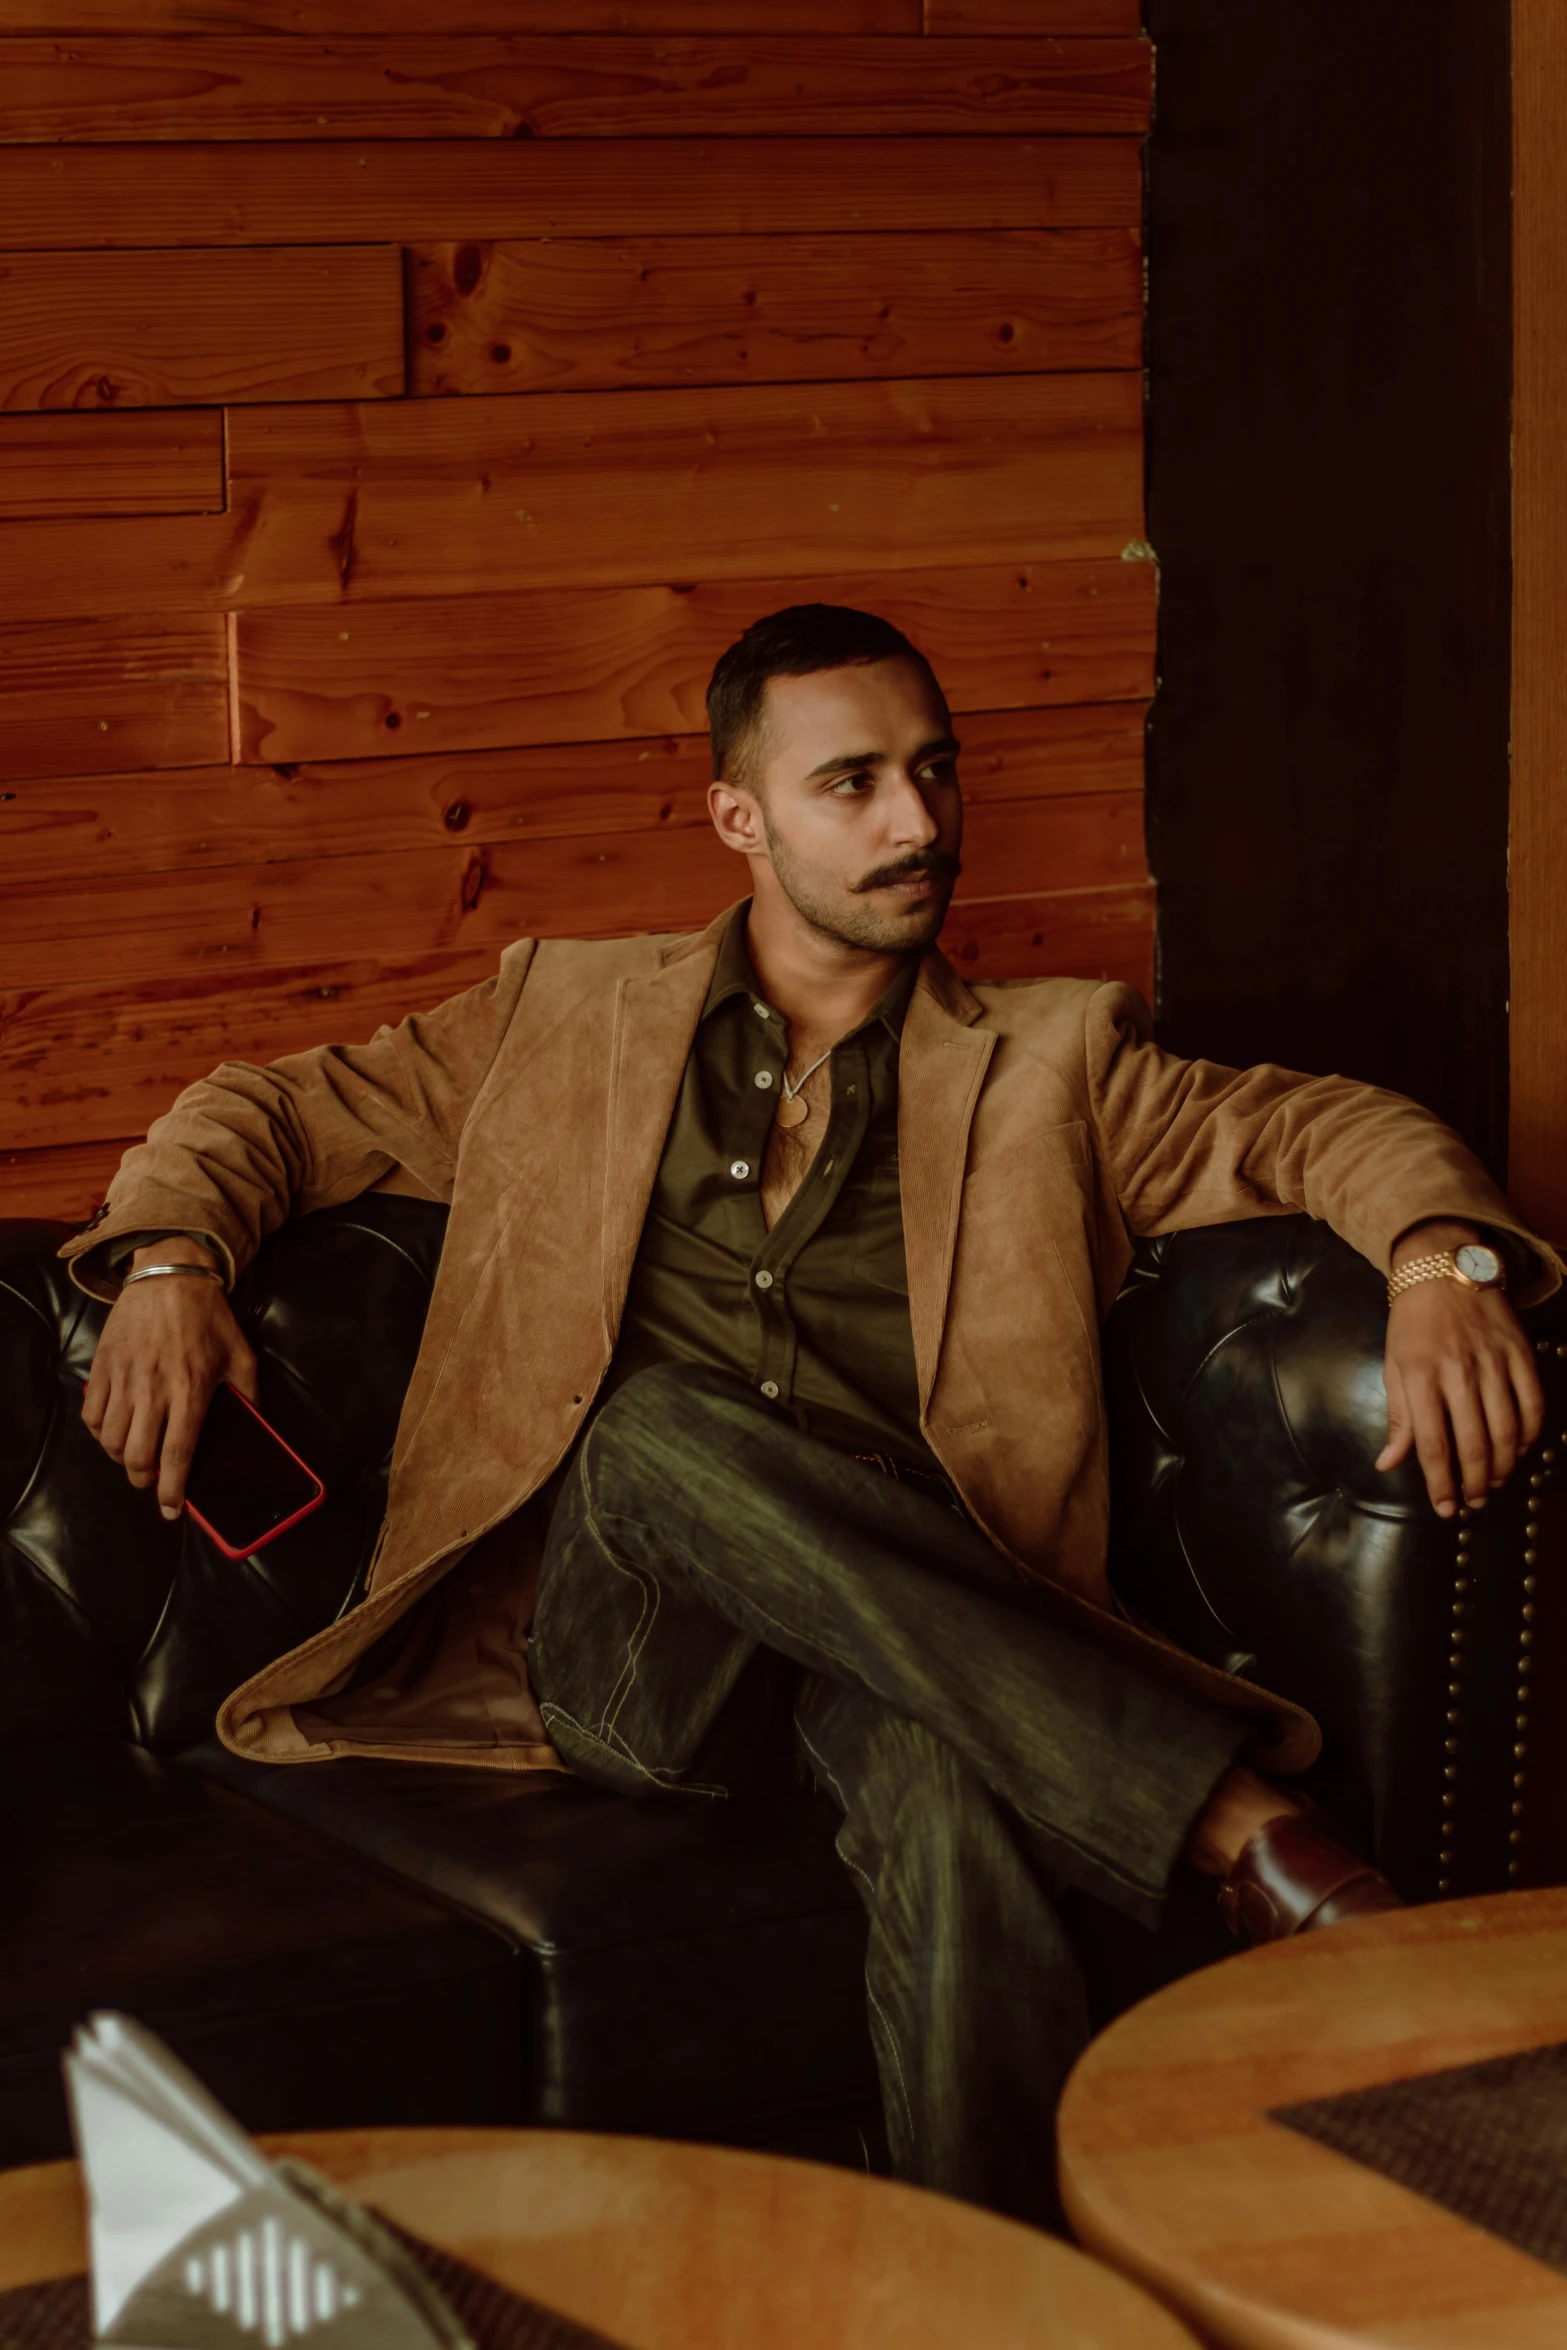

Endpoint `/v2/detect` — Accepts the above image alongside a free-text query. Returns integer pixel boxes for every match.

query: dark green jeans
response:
[528,1363,1245,2227]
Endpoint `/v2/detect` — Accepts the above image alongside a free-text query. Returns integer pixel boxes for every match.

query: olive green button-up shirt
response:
[607,906,937,1473]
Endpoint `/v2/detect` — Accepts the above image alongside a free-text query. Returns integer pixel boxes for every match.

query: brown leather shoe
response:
[1219,1808,1406,1946]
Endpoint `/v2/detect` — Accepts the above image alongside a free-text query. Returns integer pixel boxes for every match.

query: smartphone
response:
[183,1381,326,1560]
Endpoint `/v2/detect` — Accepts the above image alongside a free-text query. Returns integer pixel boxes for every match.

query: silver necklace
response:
[776,1049,832,1130]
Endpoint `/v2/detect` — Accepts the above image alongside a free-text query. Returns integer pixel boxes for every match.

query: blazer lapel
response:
[599,908,732,1334]
[899,950,996,1410]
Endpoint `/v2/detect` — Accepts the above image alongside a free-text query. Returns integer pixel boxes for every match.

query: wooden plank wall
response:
[0,0,1152,1221]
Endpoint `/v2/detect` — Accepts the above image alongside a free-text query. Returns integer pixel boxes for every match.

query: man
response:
[71,605,1553,2226]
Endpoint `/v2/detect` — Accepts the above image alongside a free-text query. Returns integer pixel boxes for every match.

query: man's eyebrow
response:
[801,734,961,783]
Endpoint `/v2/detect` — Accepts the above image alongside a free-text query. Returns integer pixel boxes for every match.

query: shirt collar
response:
[702,902,919,1043]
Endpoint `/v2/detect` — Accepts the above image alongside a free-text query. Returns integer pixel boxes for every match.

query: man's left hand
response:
[1377,1219,1544,1518]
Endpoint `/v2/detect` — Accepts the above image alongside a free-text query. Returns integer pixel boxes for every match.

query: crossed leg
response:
[528,1362,1249,2224]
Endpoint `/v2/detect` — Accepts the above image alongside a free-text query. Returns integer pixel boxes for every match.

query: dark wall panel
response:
[1144,2,1511,1169]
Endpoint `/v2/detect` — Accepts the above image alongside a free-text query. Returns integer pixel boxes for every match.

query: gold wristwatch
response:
[1386,1241,1506,1306]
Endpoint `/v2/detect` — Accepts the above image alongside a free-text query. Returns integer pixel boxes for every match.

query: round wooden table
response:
[0,2122,1200,2350]
[1059,1887,1567,2349]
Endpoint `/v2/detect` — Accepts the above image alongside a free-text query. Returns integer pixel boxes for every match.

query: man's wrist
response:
[1391,1218,1481,1272]
[127,1235,220,1276]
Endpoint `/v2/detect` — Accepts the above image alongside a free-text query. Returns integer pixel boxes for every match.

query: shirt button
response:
[754,1269,774,1290]
[730,1159,750,1180]
[754,1070,774,1090]
[760,1380,780,1400]
[754,1002,771,1020]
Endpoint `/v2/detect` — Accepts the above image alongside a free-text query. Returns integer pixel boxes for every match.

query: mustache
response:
[852,849,964,895]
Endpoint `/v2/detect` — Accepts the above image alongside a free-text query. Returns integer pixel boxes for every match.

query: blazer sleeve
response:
[58,940,538,1301]
[1083,983,1562,1305]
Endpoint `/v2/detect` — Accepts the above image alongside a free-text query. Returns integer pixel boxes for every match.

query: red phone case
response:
[183,1382,327,1561]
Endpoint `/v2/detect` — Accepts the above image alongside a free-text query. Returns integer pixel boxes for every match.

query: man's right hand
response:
[82,1237,258,1521]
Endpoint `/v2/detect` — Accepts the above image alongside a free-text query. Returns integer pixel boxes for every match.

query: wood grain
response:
[0,1134,132,1220]
[0,409,222,518]
[0,246,403,410]
[0,827,1151,1156]
[3,739,722,886]
[1510,0,1567,1243]
[0,791,1140,997]
[927,0,1135,23]
[231,561,1153,764]
[0,614,228,782]
[224,373,1145,608]
[408,227,1139,397]
[942,880,1153,992]
[1059,1890,1567,2349]
[0,950,504,1155]
[0,2127,1202,2349]
[0,511,244,623]
[0,377,1144,623]
[0,36,1150,145]
[3,707,1144,887]
[0,139,1142,250]
[0,0,919,26]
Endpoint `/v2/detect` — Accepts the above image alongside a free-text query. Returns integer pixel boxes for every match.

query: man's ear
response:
[708,777,767,857]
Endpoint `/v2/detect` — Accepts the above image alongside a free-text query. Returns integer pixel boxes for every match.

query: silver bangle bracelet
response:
[121,1262,225,1290]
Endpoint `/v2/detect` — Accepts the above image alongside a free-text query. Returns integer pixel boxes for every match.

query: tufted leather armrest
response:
[1104,1214,1567,1901]
[0,1198,448,1752]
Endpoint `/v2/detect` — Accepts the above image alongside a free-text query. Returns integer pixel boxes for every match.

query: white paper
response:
[63,2014,474,2349]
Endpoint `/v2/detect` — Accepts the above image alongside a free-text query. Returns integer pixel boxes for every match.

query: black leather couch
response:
[4,1200,1564,2171]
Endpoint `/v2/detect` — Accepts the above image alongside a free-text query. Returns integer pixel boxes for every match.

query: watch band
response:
[1386,1251,1497,1305]
[121,1262,225,1290]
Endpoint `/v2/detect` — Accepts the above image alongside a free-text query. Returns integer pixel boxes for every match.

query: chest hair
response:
[759,1058,834,1231]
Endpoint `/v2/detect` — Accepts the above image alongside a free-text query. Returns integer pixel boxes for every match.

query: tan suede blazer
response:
[62,907,1557,1779]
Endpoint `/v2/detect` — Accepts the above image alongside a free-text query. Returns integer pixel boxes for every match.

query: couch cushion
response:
[193,1745,878,2142]
[0,1739,523,2166]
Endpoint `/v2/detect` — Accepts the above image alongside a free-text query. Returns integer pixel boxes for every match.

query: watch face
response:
[1455,1243,1503,1288]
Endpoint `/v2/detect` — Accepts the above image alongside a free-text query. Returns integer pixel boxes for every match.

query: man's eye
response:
[828,772,872,795]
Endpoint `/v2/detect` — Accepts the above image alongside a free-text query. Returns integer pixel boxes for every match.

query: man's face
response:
[737,657,964,953]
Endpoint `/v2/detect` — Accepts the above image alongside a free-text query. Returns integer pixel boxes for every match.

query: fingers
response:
[120,1385,170,1496]
[1476,1354,1522,1488]
[1511,1341,1547,1454]
[1440,1371,1494,1512]
[157,1382,205,1519]
[1404,1369,1461,1519]
[93,1373,136,1470]
[1376,1360,1413,1471]
[81,1354,109,1438]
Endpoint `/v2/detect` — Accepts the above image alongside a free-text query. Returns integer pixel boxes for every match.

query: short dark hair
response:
[706,603,946,786]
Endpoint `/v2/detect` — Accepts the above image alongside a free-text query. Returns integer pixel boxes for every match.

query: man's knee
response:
[809,1694,993,1847]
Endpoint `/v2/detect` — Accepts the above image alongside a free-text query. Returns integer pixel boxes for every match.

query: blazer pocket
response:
[960,1119,1091,1219]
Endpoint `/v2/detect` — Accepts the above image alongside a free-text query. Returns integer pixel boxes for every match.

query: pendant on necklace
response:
[775,1093,810,1130]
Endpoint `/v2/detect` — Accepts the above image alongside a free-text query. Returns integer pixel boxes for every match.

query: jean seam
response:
[539,1696,732,1801]
[571,1432,662,1746]
[795,1716,917,2153]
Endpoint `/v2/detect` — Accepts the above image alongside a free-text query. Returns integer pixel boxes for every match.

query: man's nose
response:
[884,769,942,845]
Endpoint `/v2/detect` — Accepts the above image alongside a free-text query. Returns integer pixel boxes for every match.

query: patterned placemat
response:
[1273,2036,1567,2275]
[0,2218,625,2350]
